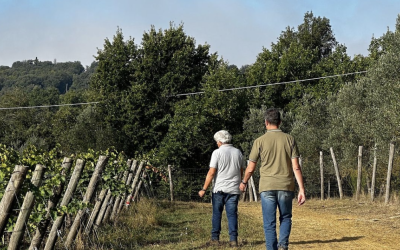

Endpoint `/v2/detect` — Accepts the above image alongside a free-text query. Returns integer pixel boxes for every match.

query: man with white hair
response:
[199,130,244,247]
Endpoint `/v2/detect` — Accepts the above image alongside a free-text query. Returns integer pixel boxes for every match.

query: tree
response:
[91,24,212,154]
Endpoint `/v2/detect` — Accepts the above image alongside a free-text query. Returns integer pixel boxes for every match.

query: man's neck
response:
[266,125,279,130]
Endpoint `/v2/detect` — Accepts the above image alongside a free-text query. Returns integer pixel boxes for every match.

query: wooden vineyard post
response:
[0,165,28,236]
[320,151,324,200]
[8,164,45,250]
[93,190,112,229]
[371,145,378,202]
[44,159,86,250]
[125,161,144,205]
[108,159,133,217]
[356,146,363,200]
[248,179,253,202]
[133,170,147,202]
[250,176,257,202]
[125,160,137,188]
[116,160,138,215]
[65,155,108,248]
[30,157,73,250]
[385,143,395,205]
[330,147,343,199]
[103,170,125,223]
[103,196,115,223]
[85,189,107,234]
[111,170,128,221]
[168,165,174,202]
[328,179,331,199]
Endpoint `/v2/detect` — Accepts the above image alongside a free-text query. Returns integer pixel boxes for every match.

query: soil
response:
[239,197,400,249]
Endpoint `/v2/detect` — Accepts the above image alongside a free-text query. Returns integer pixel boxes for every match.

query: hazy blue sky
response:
[1,0,399,67]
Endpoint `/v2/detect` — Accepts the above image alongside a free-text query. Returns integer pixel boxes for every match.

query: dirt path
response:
[239,198,400,249]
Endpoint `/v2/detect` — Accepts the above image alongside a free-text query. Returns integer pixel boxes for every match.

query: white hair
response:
[213,130,232,144]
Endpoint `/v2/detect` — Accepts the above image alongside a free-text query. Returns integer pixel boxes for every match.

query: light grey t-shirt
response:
[209,144,244,194]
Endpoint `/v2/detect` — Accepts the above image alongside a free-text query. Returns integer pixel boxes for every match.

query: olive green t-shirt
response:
[248,129,299,193]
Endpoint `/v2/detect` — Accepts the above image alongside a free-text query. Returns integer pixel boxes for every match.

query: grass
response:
[84,195,400,250]
[88,198,265,249]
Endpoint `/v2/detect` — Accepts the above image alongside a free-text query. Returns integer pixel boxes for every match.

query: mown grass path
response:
[97,198,400,249]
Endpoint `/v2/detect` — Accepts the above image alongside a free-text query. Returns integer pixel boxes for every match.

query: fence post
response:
[65,155,108,248]
[250,176,257,202]
[356,146,363,200]
[320,151,324,200]
[371,145,377,202]
[94,190,112,229]
[30,157,73,250]
[385,143,395,205]
[0,165,28,236]
[8,164,45,250]
[85,189,107,234]
[125,161,144,205]
[248,179,253,202]
[330,147,343,199]
[133,170,147,202]
[111,170,128,221]
[103,195,115,223]
[44,159,86,250]
[328,179,331,199]
[319,151,324,200]
[116,160,138,215]
[168,165,174,202]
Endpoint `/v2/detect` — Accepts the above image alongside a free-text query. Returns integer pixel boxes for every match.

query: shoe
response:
[230,240,238,247]
[278,246,288,250]
[208,239,219,246]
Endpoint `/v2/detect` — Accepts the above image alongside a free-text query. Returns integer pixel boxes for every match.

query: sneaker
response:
[278,246,288,250]
[230,240,238,247]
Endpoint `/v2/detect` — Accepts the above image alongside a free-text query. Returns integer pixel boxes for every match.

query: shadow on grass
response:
[291,236,364,245]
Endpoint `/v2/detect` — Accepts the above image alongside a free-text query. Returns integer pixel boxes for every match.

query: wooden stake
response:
[0,165,28,235]
[85,189,107,234]
[385,143,395,204]
[8,164,45,250]
[371,145,377,202]
[30,157,73,250]
[44,159,86,250]
[356,146,363,200]
[320,151,324,200]
[250,176,257,202]
[330,147,343,199]
[65,155,108,249]
[168,165,174,202]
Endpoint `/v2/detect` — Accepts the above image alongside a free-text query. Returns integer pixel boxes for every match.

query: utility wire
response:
[0,102,100,111]
[0,71,367,109]
[172,71,368,97]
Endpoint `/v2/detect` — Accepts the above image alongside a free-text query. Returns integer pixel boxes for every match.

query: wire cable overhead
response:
[173,71,367,97]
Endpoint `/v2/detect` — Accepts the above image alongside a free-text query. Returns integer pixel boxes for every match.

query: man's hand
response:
[198,190,206,198]
[297,190,306,206]
[239,183,247,192]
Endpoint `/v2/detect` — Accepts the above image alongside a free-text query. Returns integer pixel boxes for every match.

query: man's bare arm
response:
[199,168,217,197]
[292,157,306,205]
[239,161,256,192]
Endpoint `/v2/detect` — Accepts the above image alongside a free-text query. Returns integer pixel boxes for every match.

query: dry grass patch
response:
[88,197,400,250]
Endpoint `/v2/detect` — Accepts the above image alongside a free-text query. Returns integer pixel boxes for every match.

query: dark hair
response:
[264,108,281,126]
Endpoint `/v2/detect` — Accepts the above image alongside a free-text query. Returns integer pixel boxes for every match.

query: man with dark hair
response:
[199,130,244,247]
[240,108,305,250]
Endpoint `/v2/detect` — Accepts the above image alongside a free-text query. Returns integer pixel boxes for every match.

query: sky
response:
[0,0,399,68]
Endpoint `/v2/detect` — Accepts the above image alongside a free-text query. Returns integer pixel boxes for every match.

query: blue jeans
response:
[261,190,294,250]
[211,192,239,242]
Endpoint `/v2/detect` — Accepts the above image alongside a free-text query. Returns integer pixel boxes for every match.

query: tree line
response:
[1,12,399,197]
